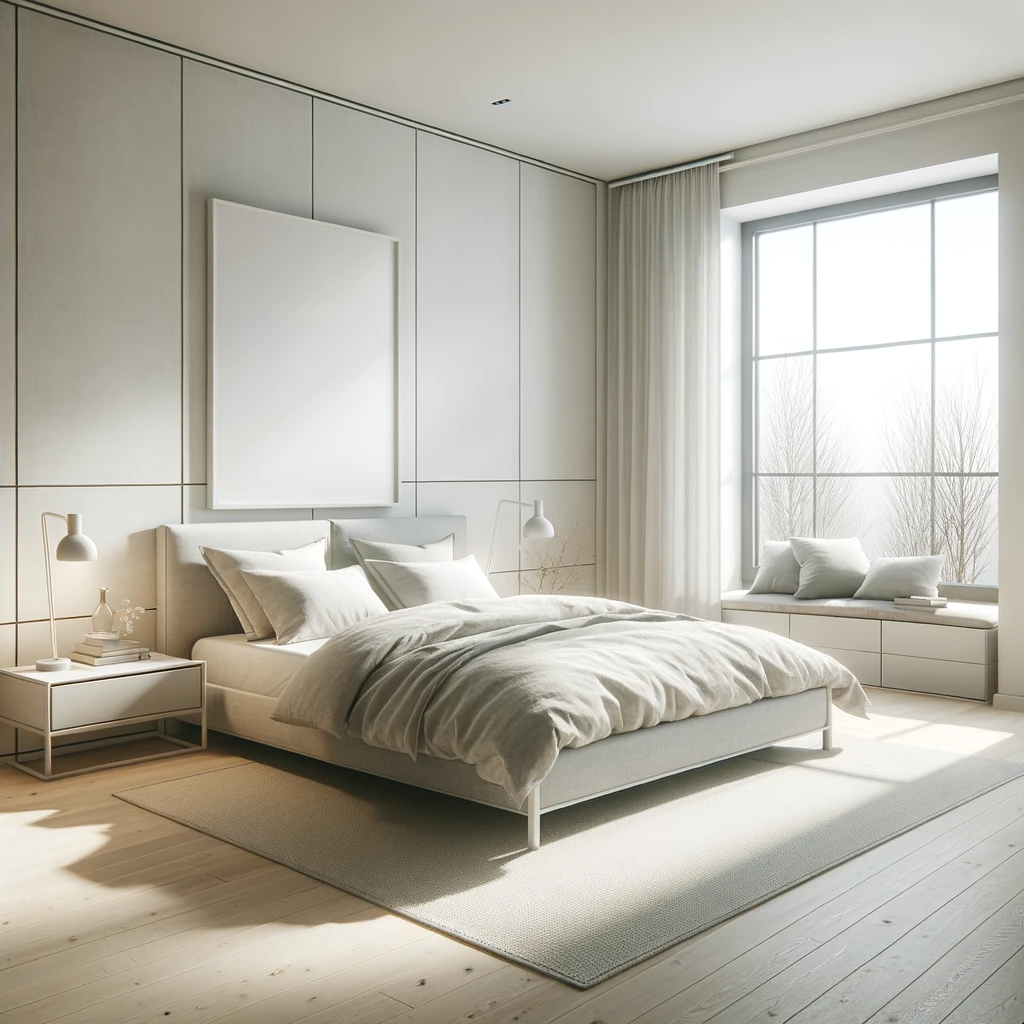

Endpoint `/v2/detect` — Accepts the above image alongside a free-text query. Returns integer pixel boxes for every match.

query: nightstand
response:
[0,654,206,780]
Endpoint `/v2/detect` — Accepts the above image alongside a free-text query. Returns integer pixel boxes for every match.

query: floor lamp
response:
[485,499,555,574]
[37,513,98,672]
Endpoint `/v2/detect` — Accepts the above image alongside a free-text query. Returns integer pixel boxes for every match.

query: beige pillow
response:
[201,539,327,640]
[362,554,499,608]
[350,534,455,609]
[789,537,870,600]
[240,566,387,644]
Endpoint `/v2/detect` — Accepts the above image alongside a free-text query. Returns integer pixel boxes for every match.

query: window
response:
[743,178,998,587]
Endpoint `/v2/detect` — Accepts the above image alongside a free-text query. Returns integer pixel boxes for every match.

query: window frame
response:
[740,175,999,600]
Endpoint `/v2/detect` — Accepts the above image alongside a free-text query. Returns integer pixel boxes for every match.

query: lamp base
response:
[35,657,72,672]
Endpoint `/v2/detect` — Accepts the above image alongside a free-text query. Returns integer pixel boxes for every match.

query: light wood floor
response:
[3,687,1024,1024]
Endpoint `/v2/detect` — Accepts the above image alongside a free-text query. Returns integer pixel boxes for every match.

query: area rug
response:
[115,736,1024,988]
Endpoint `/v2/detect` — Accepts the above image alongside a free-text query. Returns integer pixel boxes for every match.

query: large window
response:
[744,178,998,587]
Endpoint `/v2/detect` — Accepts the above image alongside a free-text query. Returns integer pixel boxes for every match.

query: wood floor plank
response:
[1,888,362,1024]
[865,888,1024,1024]
[786,847,1024,1024]
[941,945,1024,1024]
[632,835,1022,1024]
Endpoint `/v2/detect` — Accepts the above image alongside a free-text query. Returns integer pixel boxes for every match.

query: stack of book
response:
[69,633,150,667]
[894,596,948,609]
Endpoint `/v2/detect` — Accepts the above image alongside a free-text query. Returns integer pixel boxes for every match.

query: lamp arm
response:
[485,500,532,575]
[41,513,68,661]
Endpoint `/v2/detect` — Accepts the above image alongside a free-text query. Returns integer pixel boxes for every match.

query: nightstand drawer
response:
[50,666,203,731]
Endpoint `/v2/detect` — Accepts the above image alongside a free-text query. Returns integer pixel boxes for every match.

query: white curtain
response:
[600,163,721,617]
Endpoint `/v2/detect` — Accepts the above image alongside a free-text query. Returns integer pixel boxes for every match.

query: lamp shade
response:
[55,513,98,562]
[522,499,555,539]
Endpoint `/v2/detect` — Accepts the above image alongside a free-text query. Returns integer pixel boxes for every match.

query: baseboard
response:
[993,692,1024,714]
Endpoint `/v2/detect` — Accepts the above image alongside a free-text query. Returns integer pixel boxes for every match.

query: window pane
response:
[935,191,998,338]
[757,226,813,356]
[817,205,931,349]
[756,356,812,473]
[816,344,931,473]
[878,475,933,558]
[935,336,998,474]
[756,476,812,547]
[814,475,873,548]
[935,476,997,584]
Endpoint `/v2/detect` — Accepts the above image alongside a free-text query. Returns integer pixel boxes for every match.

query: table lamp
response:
[36,513,98,672]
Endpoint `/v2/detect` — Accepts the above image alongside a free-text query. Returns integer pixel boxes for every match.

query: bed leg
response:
[527,786,541,851]
[823,688,833,751]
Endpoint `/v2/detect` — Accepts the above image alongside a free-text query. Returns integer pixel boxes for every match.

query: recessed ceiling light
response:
[491,98,511,106]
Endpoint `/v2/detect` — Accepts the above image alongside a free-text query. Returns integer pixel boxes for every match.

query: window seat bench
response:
[721,591,998,702]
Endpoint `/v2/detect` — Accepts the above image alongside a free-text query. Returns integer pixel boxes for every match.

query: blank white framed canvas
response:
[208,199,398,508]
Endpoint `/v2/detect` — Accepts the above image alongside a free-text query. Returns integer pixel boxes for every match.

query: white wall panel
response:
[314,102,417,483]
[520,167,597,480]
[416,481,520,574]
[183,485,312,525]
[520,480,597,576]
[0,622,13,753]
[183,61,312,485]
[0,4,14,487]
[490,571,521,598]
[317,483,416,523]
[17,13,181,486]
[17,486,180,621]
[0,488,13,623]
[417,133,520,481]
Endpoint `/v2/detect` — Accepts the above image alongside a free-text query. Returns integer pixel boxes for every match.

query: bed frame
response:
[156,518,833,850]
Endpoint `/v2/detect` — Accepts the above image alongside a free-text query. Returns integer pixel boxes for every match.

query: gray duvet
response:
[272,595,867,806]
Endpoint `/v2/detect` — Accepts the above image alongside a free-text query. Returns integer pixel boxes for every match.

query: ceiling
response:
[42,0,1024,180]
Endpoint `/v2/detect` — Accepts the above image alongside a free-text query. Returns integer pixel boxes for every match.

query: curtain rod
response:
[608,151,734,188]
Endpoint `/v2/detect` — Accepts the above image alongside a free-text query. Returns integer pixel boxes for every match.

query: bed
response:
[157,517,854,849]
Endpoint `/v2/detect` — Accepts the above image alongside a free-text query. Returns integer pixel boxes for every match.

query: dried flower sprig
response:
[520,521,595,595]
[118,598,146,636]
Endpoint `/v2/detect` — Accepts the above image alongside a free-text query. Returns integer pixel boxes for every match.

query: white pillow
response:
[240,566,387,644]
[200,539,327,640]
[748,541,801,595]
[362,554,499,608]
[350,534,455,609]
[789,537,870,600]
[853,555,944,600]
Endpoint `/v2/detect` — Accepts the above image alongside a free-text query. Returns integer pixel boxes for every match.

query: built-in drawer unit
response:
[50,666,203,731]
[815,646,882,688]
[882,655,997,702]
[720,609,790,637]
[789,615,881,653]
[882,621,997,665]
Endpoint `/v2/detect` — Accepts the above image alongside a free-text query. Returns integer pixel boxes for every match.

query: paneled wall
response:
[0,4,601,737]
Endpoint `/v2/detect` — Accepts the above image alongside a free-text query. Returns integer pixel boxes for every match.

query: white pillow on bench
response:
[790,537,870,600]
[853,555,944,600]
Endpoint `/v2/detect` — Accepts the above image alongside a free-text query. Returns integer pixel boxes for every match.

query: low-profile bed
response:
[157,517,864,849]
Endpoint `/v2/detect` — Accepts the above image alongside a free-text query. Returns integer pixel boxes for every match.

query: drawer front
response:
[721,609,790,637]
[790,615,880,652]
[882,654,996,701]
[814,646,881,688]
[882,620,996,664]
[51,666,203,731]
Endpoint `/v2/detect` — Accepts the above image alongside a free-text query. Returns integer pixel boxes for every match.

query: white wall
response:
[719,80,1024,707]
[0,6,601,750]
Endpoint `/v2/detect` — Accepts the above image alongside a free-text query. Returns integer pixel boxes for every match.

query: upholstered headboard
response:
[156,516,466,659]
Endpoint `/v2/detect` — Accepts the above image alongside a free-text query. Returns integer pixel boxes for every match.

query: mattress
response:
[192,633,327,698]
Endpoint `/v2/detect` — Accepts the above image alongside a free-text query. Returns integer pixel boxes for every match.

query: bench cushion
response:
[721,591,998,630]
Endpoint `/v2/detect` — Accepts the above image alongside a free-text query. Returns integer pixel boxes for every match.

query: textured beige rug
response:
[116,737,1024,988]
